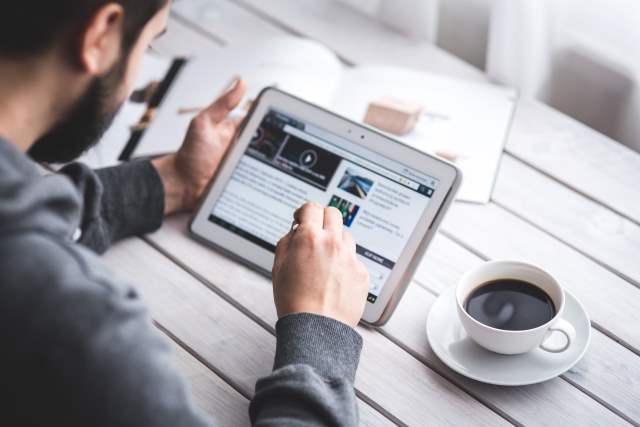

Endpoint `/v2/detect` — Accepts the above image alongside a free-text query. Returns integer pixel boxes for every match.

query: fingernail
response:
[226,77,239,93]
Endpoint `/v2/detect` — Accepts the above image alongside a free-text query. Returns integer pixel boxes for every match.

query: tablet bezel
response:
[190,87,461,326]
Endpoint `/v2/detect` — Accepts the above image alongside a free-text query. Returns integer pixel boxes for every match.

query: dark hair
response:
[0,0,169,59]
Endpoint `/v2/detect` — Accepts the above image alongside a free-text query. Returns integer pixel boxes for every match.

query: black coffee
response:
[464,279,555,331]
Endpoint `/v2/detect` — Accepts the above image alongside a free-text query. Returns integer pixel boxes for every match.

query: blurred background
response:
[90,0,640,169]
[337,0,640,153]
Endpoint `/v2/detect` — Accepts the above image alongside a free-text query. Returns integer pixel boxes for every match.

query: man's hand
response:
[272,202,370,328]
[152,78,247,214]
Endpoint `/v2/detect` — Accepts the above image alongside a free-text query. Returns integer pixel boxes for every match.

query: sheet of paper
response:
[134,37,343,157]
[332,66,518,203]
[76,53,173,168]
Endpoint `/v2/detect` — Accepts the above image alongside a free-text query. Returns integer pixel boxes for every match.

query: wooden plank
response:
[493,155,640,287]
[104,239,274,396]
[104,237,390,426]
[414,234,640,425]
[439,202,640,353]
[143,216,512,426]
[171,342,250,426]
[505,100,640,223]
[153,218,640,427]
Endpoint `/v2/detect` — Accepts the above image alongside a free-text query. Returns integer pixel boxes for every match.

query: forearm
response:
[63,152,199,253]
[250,313,362,426]
[59,160,164,253]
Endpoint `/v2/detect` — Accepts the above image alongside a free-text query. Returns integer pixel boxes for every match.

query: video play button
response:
[299,149,318,168]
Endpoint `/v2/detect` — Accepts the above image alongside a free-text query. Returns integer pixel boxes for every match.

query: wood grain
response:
[505,100,640,223]
[105,239,274,395]
[171,342,250,426]
[151,215,639,426]
[143,217,511,426]
[104,237,390,426]
[493,155,640,287]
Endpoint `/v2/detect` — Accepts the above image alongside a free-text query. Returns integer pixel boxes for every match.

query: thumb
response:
[202,78,247,124]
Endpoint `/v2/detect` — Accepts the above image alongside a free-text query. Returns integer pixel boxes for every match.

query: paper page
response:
[331,66,518,203]
[76,53,173,168]
[134,36,344,157]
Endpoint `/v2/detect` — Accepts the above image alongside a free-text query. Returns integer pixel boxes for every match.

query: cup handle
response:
[540,318,576,353]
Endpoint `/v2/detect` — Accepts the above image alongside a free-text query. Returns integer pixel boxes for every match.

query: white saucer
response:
[426,286,591,386]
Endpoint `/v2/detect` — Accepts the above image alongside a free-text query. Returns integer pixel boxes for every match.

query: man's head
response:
[0,1,170,162]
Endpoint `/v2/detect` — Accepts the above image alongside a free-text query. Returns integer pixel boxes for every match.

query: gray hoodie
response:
[0,138,362,426]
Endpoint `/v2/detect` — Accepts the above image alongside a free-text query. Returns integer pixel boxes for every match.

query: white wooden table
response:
[104,1,640,425]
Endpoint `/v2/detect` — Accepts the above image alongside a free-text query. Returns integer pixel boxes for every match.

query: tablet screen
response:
[209,109,439,303]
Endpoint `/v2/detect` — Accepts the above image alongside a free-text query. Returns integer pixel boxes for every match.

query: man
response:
[0,1,370,425]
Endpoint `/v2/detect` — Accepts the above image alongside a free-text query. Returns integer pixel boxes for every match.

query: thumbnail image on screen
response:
[328,195,360,227]
[338,168,373,199]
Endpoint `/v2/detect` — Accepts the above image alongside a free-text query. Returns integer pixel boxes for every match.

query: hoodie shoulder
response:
[0,139,81,240]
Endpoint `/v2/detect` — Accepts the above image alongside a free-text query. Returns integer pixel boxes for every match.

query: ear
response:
[78,3,125,75]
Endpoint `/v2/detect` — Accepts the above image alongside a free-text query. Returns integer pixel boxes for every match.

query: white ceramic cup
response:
[456,261,576,355]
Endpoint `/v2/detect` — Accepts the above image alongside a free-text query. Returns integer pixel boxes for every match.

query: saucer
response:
[426,286,591,386]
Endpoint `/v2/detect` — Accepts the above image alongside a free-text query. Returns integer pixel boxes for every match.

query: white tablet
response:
[190,88,461,326]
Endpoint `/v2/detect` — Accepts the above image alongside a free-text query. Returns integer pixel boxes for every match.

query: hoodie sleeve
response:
[249,313,362,427]
[59,160,165,253]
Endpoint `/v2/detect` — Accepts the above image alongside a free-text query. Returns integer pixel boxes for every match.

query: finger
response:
[201,78,247,124]
[293,202,324,230]
[323,206,343,234]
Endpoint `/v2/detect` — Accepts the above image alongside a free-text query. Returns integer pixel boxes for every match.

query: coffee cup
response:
[456,260,576,355]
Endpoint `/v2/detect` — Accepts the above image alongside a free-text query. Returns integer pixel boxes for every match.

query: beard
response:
[28,58,127,164]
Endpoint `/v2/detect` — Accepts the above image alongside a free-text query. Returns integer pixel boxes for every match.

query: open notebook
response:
[132,37,517,203]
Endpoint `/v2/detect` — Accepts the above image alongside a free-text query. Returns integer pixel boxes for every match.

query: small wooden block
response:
[363,96,423,135]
